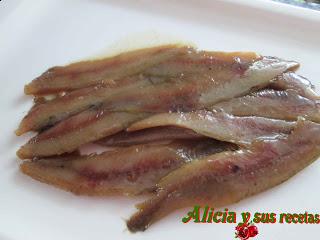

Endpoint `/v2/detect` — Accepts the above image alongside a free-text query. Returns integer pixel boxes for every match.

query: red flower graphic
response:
[235,222,258,240]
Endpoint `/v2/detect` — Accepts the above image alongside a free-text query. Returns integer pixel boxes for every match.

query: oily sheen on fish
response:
[128,110,295,146]
[127,120,320,232]
[97,126,203,147]
[213,89,320,122]
[24,44,189,95]
[271,72,319,100]
[17,109,149,159]
[16,78,150,135]
[20,139,236,195]
[16,50,298,135]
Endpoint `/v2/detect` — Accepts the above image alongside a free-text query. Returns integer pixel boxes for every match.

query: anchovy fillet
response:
[127,120,320,232]
[20,140,236,195]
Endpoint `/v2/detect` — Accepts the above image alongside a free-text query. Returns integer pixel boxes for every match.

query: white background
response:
[0,0,319,239]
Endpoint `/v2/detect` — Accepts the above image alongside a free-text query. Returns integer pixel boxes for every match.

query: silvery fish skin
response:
[16,52,298,135]
[24,45,189,95]
[17,109,149,159]
[127,120,320,232]
[128,110,295,146]
[271,72,319,100]
[97,126,203,147]
[20,139,236,195]
[213,89,320,122]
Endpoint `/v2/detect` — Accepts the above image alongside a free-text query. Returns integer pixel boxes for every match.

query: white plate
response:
[0,0,319,239]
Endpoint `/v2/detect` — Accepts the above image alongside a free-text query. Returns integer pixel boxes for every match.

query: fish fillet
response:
[24,44,189,95]
[213,89,320,122]
[97,127,203,147]
[271,72,319,100]
[20,139,236,195]
[128,110,295,146]
[16,53,298,135]
[127,120,320,232]
[17,108,149,159]
[16,78,150,135]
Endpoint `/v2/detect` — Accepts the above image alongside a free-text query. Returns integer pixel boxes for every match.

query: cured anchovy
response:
[128,110,295,146]
[16,79,150,135]
[213,89,320,122]
[140,53,298,108]
[127,120,320,232]
[143,50,259,77]
[20,139,236,195]
[16,54,298,135]
[17,109,149,159]
[271,72,319,100]
[24,45,189,95]
[97,127,203,147]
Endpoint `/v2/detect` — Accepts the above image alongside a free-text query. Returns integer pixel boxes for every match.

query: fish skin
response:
[16,78,150,136]
[197,56,299,106]
[16,53,298,135]
[17,109,150,159]
[127,120,320,232]
[128,110,295,146]
[144,50,260,77]
[24,44,189,95]
[122,56,298,113]
[213,89,320,122]
[20,139,236,195]
[271,72,319,100]
[97,126,203,147]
